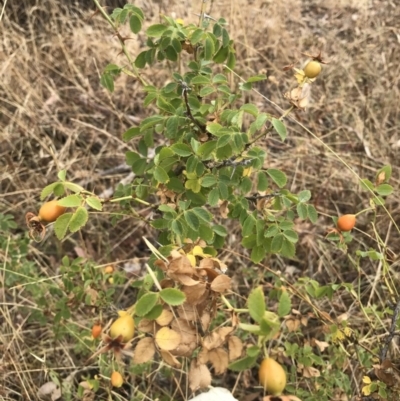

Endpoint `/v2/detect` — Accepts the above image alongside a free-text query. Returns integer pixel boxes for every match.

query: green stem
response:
[221,295,248,313]
[92,0,147,87]
[108,195,152,207]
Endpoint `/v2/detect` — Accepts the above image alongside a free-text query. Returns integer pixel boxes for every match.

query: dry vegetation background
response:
[1,0,400,400]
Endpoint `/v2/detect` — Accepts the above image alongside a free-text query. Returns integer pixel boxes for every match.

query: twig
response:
[379,298,400,362]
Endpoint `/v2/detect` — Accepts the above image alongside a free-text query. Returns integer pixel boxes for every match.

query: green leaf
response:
[197,141,217,158]
[206,122,223,135]
[280,237,296,258]
[58,194,82,208]
[146,24,167,37]
[154,166,169,183]
[247,74,267,83]
[140,115,165,131]
[129,14,142,33]
[143,304,163,320]
[199,86,216,97]
[192,207,212,223]
[307,205,318,223]
[278,291,292,317]
[86,196,103,211]
[212,224,227,237]
[58,170,67,181]
[247,286,265,323]
[201,174,217,187]
[228,355,258,372]
[69,207,89,233]
[271,118,287,141]
[184,210,200,231]
[376,165,392,183]
[297,203,307,219]
[135,292,160,316]
[135,50,147,68]
[375,184,393,196]
[159,288,186,306]
[208,188,219,206]
[191,75,211,85]
[185,179,201,193]
[257,172,269,192]
[251,245,266,263]
[170,143,193,157]
[204,36,215,60]
[100,73,114,92]
[54,213,73,240]
[240,103,258,117]
[360,179,374,191]
[40,183,61,200]
[283,229,298,243]
[63,182,84,193]
[242,214,256,237]
[267,169,287,188]
[298,190,311,203]
[123,127,141,141]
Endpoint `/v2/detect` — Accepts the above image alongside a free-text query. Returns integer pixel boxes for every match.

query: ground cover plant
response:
[1,0,400,401]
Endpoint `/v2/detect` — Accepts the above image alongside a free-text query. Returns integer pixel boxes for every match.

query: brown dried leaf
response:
[199,258,215,270]
[155,327,181,351]
[198,267,219,282]
[208,347,229,374]
[228,336,243,361]
[160,349,182,368]
[285,318,300,332]
[154,259,168,271]
[177,303,198,321]
[156,309,174,326]
[189,360,212,391]
[171,274,200,286]
[302,366,320,378]
[314,340,329,353]
[160,278,175,288]
[168,255,196,275]
[182,282,207,305]
[219,200,229,218]
[197,348,209,364]
[138,318,155,333]
[203,326,233,350]
[210,274,231,293]
[171,318,198,346]
[201,312,211,332]
[133,337,155,364]
[171,343,196,357]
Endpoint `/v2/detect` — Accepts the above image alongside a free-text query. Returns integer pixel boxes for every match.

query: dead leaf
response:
[160,349,182,368]
[208,347,229,374]
[302,366,320,378]
[155,327,181,351]
[189,360,212,391]
[170,273,200,286]
[168,255,196,275]
[182,282,207,305]
[37,381,62,401]
[160,278,175,288]
[228,336,243,361]
[133,337,155,364]
[198,348,209,364]
[171,318,198,346]
[177,303,198,321]
[285,318,300,332]
[138,318,155,333]
[203,326,233,350]
[156,309,174,326]
[201,312,211,332]
[210,274,231,293]
[314,340,329,352]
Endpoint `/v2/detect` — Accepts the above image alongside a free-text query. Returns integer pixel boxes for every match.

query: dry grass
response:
[1,0,400,400]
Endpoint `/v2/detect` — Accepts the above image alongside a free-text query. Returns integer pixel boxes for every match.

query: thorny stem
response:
[380,298,400,362]
[182,84,206,131]
[92,0,147,87]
